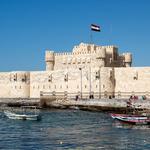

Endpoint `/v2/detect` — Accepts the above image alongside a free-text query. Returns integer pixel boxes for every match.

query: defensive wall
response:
[0,67,150,99]
[0,43,149,100]
[0,71,30,98]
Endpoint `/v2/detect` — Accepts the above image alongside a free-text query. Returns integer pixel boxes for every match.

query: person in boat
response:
[127,96,132,108]
[142,95,146,100]
[127,100,132,108]
[133,95,138,100]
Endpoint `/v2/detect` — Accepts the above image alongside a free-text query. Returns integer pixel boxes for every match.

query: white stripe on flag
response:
[91,24,100,31]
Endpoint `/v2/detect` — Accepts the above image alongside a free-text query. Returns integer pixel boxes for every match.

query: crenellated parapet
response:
[72,43,96,54]
[55,52,72,56]
[45,43,133,70]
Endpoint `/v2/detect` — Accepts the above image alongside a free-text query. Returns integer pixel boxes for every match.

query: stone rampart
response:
[0,71,30,98]
[0,43,150,101]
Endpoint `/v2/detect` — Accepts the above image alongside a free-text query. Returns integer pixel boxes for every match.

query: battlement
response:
[102,45,117,49]
[45,51,54,62]
[45,43,132,70]
[55,52,72,56]
[54,44,118,57]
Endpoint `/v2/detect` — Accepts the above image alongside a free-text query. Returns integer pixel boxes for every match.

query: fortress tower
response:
[96,47,106,67]
[123,53,132,67]
[45,51,55,71]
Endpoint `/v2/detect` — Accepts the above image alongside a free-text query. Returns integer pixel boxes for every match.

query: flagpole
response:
[90,24,100,44]
[109,24,112,44]
[90,29,93,44]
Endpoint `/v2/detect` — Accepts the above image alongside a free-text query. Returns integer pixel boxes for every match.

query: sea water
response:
[0,109,150,150]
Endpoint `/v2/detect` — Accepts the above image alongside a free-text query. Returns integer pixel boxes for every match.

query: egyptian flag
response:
[91,24,100,32]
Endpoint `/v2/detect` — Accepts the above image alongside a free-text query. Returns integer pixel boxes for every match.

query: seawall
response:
[0,98,40,107]
[40,98,150,113]
[0,98,149,113]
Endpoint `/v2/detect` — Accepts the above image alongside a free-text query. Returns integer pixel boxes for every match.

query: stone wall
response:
[114,67,150,98]
[29,67,115,98]
[0,71,30,98]
[24,66,150,99]
[0,72,10,98]
[0,67,150,99]
[0,43,149,100]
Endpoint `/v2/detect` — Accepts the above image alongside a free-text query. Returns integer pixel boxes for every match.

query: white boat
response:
[4,106,41,121]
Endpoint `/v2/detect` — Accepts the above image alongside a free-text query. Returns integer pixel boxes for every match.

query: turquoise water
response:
[0,109,150,150]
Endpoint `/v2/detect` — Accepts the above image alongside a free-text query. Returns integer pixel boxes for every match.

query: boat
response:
[110,113,147,119]
[115,116,150,125]
[110,113,150,125]
[4,106,41,121]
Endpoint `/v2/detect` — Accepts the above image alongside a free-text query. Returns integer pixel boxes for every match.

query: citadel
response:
[0,42,150,99]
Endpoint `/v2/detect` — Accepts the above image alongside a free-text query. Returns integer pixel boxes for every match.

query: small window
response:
[95,72,100,80]
[48,75,52,82]
[64,74,68,82]
[22,78,25,82]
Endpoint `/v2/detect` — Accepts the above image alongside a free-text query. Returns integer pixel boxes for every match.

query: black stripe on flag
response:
[91,24,100,32]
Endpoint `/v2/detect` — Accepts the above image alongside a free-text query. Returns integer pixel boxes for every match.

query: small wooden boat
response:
[115,116,150,125]
[4,106,41,121]
[110,113,146,119]
[110,113,150,125]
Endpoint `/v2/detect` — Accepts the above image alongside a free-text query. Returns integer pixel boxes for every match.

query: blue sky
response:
[0,0,150,71]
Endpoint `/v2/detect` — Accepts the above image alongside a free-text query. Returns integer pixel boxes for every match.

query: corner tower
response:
[45,51,55,71]
[124,53,132,67]
[96,47,106,67]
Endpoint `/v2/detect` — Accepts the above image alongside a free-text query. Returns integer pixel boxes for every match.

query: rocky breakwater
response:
[0,98,40,107]
[40,98,150,112]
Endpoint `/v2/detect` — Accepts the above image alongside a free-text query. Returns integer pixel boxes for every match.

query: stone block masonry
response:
[0,42,149,100]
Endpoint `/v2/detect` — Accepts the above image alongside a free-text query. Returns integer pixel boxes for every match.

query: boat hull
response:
[4,110,41,121]
[110,113,150,125]
[115,116,150,125]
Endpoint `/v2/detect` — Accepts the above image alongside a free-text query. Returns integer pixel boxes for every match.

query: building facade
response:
[0,43,149,99]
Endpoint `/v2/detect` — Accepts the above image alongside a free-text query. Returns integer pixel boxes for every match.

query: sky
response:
[0,0,150,71]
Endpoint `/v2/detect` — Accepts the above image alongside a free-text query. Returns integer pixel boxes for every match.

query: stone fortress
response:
[0,42,150,99]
